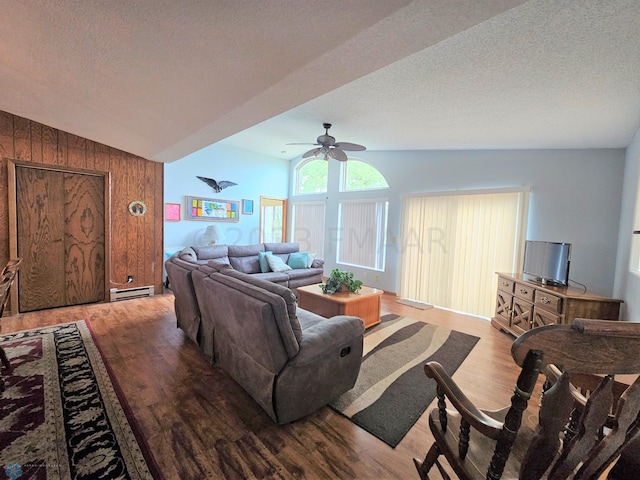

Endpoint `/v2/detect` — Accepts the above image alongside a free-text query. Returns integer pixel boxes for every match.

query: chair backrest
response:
[511,319,640,480]
[0,257,22,317]
[2,258,22,276]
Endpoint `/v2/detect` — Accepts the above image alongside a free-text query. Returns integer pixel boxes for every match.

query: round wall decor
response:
[128,201,147,216]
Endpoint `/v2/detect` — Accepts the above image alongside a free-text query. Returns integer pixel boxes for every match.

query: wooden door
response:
[15,166,105,312]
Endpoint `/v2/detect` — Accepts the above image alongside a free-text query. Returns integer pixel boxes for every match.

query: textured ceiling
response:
[1,0,639,163]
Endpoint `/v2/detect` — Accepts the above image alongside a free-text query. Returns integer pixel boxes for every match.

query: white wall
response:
[164,143,289,252]
[614,128,640,321]
[164,144,626,311]
[291,149,625,299]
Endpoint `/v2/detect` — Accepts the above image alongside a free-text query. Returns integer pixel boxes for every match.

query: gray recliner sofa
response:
[191,262,364,424]
[165,242,324,357]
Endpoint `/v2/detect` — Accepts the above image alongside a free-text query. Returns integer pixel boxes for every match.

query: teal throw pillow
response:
[287,251,309,269]
[258,251,272,273]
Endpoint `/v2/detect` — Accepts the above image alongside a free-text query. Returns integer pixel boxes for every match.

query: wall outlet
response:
[127,275,133,283]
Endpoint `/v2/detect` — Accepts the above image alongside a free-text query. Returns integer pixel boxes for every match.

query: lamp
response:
[202,224,225,245]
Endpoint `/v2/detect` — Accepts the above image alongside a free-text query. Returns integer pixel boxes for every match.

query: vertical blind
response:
[338,199,388,270]
[398,190,529,318]
[291,201,326,258]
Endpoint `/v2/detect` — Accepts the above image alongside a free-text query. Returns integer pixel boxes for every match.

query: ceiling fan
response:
[288,123,366,161]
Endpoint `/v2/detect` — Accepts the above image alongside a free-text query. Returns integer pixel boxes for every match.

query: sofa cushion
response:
[177,246,199,263]
[267,254,292,272]
[258,251,272,273]
[286,268,323,291]
[287,251,309,269]
[220,269,302,342]
[203,272,298,363]
[265,242,300,255]
[286,267,321,281]
[192,245,230,264]
[206,259,233,272]
[228,244,265,273]
[253,272,289,285]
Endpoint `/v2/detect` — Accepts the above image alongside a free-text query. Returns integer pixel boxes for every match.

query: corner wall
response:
[614,127,640,320]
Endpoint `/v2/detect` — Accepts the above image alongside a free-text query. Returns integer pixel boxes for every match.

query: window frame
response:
[294,158,328,196]
[339,158,389,193]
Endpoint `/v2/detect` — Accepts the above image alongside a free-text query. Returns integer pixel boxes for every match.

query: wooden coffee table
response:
[297,284,384,329]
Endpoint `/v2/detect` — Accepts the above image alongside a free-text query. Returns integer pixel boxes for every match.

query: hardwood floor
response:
[2,290,528,479]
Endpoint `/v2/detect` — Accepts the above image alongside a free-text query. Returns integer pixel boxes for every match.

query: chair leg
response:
[0,346,10,370]
[414,443,444,480]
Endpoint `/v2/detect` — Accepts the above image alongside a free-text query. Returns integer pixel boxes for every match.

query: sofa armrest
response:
[311,257,324,268]
[290,315,364,367]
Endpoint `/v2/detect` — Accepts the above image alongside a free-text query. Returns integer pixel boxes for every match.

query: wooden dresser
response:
[491,273,623,337]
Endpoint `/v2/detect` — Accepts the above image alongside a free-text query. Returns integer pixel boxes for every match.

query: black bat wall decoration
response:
[197,176,238,193]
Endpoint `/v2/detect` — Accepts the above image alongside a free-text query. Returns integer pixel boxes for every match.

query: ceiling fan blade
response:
[302,148,321,158]
[334,142,366,151]
[286,143,319,146]
[329,148,348,162]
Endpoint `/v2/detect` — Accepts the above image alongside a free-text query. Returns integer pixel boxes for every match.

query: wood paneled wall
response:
[0,110,164,300]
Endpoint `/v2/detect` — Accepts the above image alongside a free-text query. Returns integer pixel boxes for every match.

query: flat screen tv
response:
[523,240,571,286]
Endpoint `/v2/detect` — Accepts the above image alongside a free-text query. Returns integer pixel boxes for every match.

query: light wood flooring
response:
[2,290,530,479]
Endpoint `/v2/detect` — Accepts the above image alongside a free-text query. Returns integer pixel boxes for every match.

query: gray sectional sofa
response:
[165,242,324,355]
[191,261,364,424]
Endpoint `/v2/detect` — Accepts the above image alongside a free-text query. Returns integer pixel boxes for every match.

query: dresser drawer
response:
[534,291,563,314]
[497,276,515,293]
[533,305,562,328]
[514,282,534,302]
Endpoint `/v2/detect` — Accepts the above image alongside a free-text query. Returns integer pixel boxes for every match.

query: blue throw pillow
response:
[287,251,309,269]
[258,251,272,273]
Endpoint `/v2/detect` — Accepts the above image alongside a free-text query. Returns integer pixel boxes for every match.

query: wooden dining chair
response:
[413,319,640,480]
[1,257,22,392]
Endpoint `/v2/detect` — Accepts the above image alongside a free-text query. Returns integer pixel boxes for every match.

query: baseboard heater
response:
[109,286,155,302]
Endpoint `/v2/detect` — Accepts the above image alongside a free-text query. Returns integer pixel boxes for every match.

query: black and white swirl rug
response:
[330,313,479,448]
[0,321,159,479]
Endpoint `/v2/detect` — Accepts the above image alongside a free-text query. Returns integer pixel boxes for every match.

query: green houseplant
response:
[319,269,363,294]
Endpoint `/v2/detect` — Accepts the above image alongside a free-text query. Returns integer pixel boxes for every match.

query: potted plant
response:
[319,269,363,294]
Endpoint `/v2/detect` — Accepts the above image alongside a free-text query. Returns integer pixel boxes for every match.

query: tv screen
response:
[523,240,571,286]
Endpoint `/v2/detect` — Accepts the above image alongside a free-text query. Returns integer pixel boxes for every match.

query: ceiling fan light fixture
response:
[294,123,366,162]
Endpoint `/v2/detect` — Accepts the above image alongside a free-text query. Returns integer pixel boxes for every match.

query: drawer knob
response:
[539,297,551,304]
[520,289,528,295]
[501,281,509,286]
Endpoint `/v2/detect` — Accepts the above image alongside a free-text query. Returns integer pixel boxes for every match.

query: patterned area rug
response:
[0,321,159,479]
[330,313,479,448]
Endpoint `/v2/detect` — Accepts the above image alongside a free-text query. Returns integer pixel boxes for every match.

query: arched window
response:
[295,158,328,195]
[341,159,388,192]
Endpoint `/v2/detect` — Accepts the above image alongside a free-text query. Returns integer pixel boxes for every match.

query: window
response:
[260,197,286,243]
[398,189,529,318]
[295,158,328,195]
[341,159,388,192]
[291,201,325,258]
[337,199,388,270]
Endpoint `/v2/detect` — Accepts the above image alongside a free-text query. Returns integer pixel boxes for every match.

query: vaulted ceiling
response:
[1,0,639,163]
